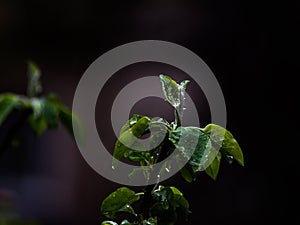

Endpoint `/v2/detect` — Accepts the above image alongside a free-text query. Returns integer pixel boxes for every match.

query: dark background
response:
[0,0,295,224]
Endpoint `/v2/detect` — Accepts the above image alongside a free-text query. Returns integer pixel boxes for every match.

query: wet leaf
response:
[101,187,140,219]
[112,116,151,168]
[159,75,189,122]
[169,126,212,172]
[203,124,244,166]
[151,186,189,225]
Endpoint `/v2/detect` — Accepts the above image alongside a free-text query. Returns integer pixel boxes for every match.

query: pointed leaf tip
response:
[27,61,42,97]
[203,124,244,167]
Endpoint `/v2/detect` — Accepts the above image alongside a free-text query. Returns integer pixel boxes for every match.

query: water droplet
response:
[173,102,180,107]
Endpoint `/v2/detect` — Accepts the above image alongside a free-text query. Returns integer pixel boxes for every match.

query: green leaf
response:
[169,187,190,216]
[130,116,151,137]
[150,202,177,225]
[169,126,212,172]
[100,187,140,219]
[42,97,60,128]
[30,98,43,119]
[58,107,73,134]
[159,75,180,108]
[151,186,189,225]
[58,105,84,142]
[179,163,196,183]
[27,98,46,135]
[0,94,19,125]
[120,114,144,135]
[152,186,173,210]
[28,114,47,135]
[203,124,244,166]
[205,150,222,180]
[27,97,60,135]
[112,116,151,168]
[159,75,189,121]
[27,61,42,97]
[124,148,146,162]
[101,221,118,225]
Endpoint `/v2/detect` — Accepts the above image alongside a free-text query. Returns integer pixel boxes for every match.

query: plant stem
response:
[139,136,175,218]
[174,109,181,128]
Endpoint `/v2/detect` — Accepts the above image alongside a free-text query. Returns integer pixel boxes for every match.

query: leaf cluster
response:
[101,75,244,225]
[0,62,81,152]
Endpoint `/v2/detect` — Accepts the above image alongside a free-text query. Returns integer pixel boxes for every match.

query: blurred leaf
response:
[27,61,42,97]
[203,124,244,166]
[29,98,43,119]
[28,114,47,135]
[42,97,59,128]
[101,187,140,219]
[27,97,60,135]
[58,105,84,144]
[0,94,19,125]
[58,107,73,134]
